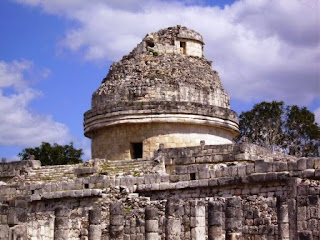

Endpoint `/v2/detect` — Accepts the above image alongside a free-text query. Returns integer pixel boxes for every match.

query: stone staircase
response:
[25,164,79,182]
[22,159,156,183]
[99,158,156,176]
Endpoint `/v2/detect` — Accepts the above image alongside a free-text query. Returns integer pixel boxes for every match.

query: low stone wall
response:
[0,160,40,180]
[0,143,319,239]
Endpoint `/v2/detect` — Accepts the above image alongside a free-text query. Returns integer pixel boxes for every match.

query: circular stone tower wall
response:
[84,26,239,160]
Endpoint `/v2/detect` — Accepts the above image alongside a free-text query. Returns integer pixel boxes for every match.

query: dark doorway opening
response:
[130,142,143,159]
[180,41,186,54]
[190,173,196,180]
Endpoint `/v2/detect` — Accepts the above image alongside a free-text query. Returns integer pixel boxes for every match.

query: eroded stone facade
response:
[91,123,234,160]
[0,143,320,239]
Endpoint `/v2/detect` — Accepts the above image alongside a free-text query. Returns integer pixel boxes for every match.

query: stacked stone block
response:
[242,197,278,239]
[208,200,225,240]
[0,204,9,240]
[296,180,320,240]
[145,207,159,240]
[110,201,124,240]
[88,209,101,240]
[277,196,290,240]
[190,200,206,240]
[225,197,242,240]
[54,207,70,240]
[165,199,182,240]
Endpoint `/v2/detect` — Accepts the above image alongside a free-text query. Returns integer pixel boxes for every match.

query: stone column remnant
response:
[288,178,299,240]
[190,200,206,240]
[277,196,290,240]
[165,199,181,240]
[109,201,124,240]
[88,209,101,240]
[225,197,242,240]
[54,206,70,240]
[145,207,159,240]
[208,201,225,240]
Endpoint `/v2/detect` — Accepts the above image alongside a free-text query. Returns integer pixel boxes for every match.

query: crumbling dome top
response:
[131,25,204,58]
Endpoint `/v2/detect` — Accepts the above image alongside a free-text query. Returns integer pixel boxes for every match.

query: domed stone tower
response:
[84,25,239,160]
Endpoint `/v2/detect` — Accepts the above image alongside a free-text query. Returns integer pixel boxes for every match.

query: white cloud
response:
[75,138,91,161]
[0,60,71,147]
[13,0,320,106]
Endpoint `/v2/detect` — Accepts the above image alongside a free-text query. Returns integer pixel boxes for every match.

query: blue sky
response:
[0,0,319,161]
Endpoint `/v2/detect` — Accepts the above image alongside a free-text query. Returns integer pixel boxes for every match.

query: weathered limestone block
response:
[277,196,290,240]
[110,201,124,239]
[0,225,9,240]
[145,207,159,240]
[110,215,124,226]
[297,158,307,171]
[88,209,101,240]
[255,160,272,173]
[88,225,101,240]
[165,199,182,240]
[190,200,205,240]
[54,206,70,240]
[208,201,225,240]
[9,225,27,240]
[225,197,242,238]
[165,218,181,240]
[145,232,159,240]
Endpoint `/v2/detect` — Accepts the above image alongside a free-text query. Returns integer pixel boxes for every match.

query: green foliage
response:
[18,142,83,166]
[124,206,132,213]
[146,47,159,56]
[283,105,320,157]
[238,101,320,157]
[238,101,284,148]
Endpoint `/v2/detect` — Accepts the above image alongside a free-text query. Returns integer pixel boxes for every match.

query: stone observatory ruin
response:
[84,25,239,160]
[0,26,320,240]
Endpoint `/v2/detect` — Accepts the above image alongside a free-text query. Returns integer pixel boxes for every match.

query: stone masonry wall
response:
[91,54,228,109]
[132,25,204,58]
[91,123,233,160]
[0,143,319,239]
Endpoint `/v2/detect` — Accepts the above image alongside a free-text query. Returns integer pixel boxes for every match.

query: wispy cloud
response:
[0,60,71,147]
[13,0,320,107]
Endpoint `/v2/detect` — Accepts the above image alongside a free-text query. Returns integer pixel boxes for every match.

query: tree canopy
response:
[238,101,320,157]
[19,142,83,166]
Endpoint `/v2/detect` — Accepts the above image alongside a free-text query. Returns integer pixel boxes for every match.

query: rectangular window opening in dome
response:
[190,173,196,180]
[130,142,143,159]
[180,41,186,54]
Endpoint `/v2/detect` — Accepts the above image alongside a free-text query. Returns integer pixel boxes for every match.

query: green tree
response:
[283,105,320,157]
[18,142,83,166]
[238,101,320,157]
[238,101,285,148]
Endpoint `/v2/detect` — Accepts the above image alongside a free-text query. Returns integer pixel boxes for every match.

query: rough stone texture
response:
[0,143,320,239]
[1,26,320,240]
[84,25,238,160]
[91,123,234,160]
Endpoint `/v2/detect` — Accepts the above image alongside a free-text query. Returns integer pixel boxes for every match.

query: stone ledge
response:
[84,112,239,137]
[29,189,102,202]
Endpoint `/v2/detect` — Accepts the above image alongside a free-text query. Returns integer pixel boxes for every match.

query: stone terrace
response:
[0,143,319,239]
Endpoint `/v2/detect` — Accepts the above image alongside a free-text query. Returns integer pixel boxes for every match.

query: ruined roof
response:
[84,26,238,136]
